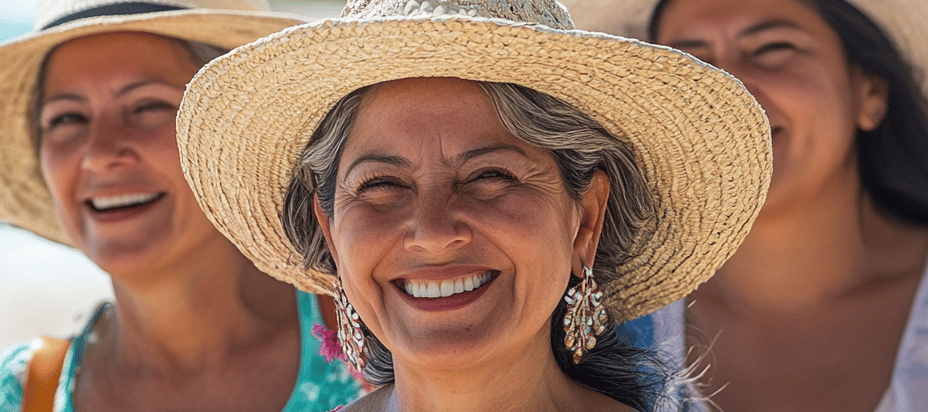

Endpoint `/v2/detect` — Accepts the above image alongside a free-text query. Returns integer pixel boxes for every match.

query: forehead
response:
[658,0,822,37]
[343,78,529,158]
[42,32,197,96]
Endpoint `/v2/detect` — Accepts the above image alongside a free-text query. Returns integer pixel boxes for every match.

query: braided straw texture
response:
[0,0,306,245]
[177,2,772,322]
[563,0,928,98]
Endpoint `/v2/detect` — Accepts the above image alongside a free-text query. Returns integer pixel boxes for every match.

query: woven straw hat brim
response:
[0,9,305,245]
[177,16,772,322]
[563,0,928,98]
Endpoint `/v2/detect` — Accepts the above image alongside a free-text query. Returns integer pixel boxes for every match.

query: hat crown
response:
[341,0,575,30]
[34,0,274,30]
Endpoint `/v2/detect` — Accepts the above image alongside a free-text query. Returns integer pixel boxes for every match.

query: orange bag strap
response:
[22,337,71,412]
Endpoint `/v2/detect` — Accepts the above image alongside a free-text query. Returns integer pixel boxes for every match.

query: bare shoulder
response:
[339,384,394,412]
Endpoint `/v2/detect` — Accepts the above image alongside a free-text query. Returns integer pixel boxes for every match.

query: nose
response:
[404,190,472,255]
[81,115,138,173]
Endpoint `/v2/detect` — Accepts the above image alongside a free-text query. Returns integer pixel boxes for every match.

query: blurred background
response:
[0,0,346,350]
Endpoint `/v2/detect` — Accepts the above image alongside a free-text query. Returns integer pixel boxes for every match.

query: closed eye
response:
[470,168,517,183]
[132,100,176,114]
[753,41,797,56]
[44,112,88,131]
[750,41,799,68]
[357,176,407,192]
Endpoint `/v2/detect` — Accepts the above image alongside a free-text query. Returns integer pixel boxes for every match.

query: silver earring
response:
[333,279,366,372]
[563,265,608,364]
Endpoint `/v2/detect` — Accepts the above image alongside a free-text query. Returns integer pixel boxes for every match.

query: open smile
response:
[395,271,500,311]
[400,271,496,298]
[87,192,165,213]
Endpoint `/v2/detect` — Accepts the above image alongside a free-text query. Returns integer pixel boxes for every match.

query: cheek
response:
[467,193,577,276]
[329,204,404,303]
[39,142,78,204]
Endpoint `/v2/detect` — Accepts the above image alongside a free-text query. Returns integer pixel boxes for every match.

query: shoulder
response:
[338,385,393,412]
[0,341,34,411]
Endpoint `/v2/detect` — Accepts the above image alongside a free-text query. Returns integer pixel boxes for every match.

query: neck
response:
[98,237,296,375]
[385,328,617,412]
[699,174,928,315]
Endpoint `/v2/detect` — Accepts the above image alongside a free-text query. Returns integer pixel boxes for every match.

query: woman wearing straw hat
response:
[566,0,928,410]
[174,0,773,410]
[0,1,362,410]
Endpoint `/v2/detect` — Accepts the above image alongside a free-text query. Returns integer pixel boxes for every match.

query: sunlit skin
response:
[39,32,228,279]
[651,0,928,411]
[315,77,626,411]
[36,32,308,411]
[656,0,885,220]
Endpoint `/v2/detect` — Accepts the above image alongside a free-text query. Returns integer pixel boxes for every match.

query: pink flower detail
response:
[312,324,345,362]
[312,323,376,393]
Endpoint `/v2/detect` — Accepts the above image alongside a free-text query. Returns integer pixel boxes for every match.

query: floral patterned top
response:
[0,291,362,411]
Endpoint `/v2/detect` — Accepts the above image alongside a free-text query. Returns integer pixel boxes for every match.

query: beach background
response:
[0,0,345,350]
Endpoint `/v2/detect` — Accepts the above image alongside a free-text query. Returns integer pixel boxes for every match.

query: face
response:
[39,32,230,276]
[655,0,888,218]
[316,78,605,370]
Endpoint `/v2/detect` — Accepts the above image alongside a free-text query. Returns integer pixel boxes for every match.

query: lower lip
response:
[87,196,163,223]
[400,278,495,312]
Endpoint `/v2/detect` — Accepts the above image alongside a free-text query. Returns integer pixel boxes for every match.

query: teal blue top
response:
[0,291,361,411]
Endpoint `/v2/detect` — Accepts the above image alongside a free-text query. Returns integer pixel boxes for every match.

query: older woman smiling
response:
[174,0,773,410]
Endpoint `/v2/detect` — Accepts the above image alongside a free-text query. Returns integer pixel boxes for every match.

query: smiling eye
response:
[133,100,176,113]
[472,168,516,182]
[129,100,178,129]
[358,176,406,192]
[44,112,88,131]
[751,42,799,68]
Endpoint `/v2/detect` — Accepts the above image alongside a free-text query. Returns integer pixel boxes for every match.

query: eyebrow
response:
[666,19,804,50]
[737,20,803,37]
[42,79,184,106]
[343,144,528,177]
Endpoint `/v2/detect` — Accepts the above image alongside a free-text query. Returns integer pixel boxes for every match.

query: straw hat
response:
[176,0,773,321]
[0,0,307,245]
[562,0,928,97]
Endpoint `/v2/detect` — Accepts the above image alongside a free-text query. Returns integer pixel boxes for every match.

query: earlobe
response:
[572,170,610,277]
[854,67,889,132]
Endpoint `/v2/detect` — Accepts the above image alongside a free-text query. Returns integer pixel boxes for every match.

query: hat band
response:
[41,2,186,30]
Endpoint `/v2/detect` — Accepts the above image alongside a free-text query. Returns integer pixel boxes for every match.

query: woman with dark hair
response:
[567,0,928,410]
[171,0,773,410]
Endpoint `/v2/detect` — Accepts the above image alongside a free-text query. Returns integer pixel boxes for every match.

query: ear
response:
[572,170,610,277]
[313,194,339,264]
[852,66,889,132]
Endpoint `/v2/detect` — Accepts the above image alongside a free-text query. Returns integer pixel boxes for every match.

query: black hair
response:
[649,0,928,225]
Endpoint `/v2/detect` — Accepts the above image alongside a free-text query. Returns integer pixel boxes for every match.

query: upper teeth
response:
[404,272,493,298]
[91,193,160,210]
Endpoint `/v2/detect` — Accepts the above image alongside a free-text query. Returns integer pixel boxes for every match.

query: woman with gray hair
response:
[175,0,772,410]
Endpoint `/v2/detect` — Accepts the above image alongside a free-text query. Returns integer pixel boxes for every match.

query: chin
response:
[391,325,507,370]
[84,236,169,278]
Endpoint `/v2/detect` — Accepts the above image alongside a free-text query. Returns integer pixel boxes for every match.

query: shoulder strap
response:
[22,337,71,412]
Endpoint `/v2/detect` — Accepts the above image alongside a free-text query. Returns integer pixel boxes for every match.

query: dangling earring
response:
[563,265,608,364]
[333,278,366,372]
